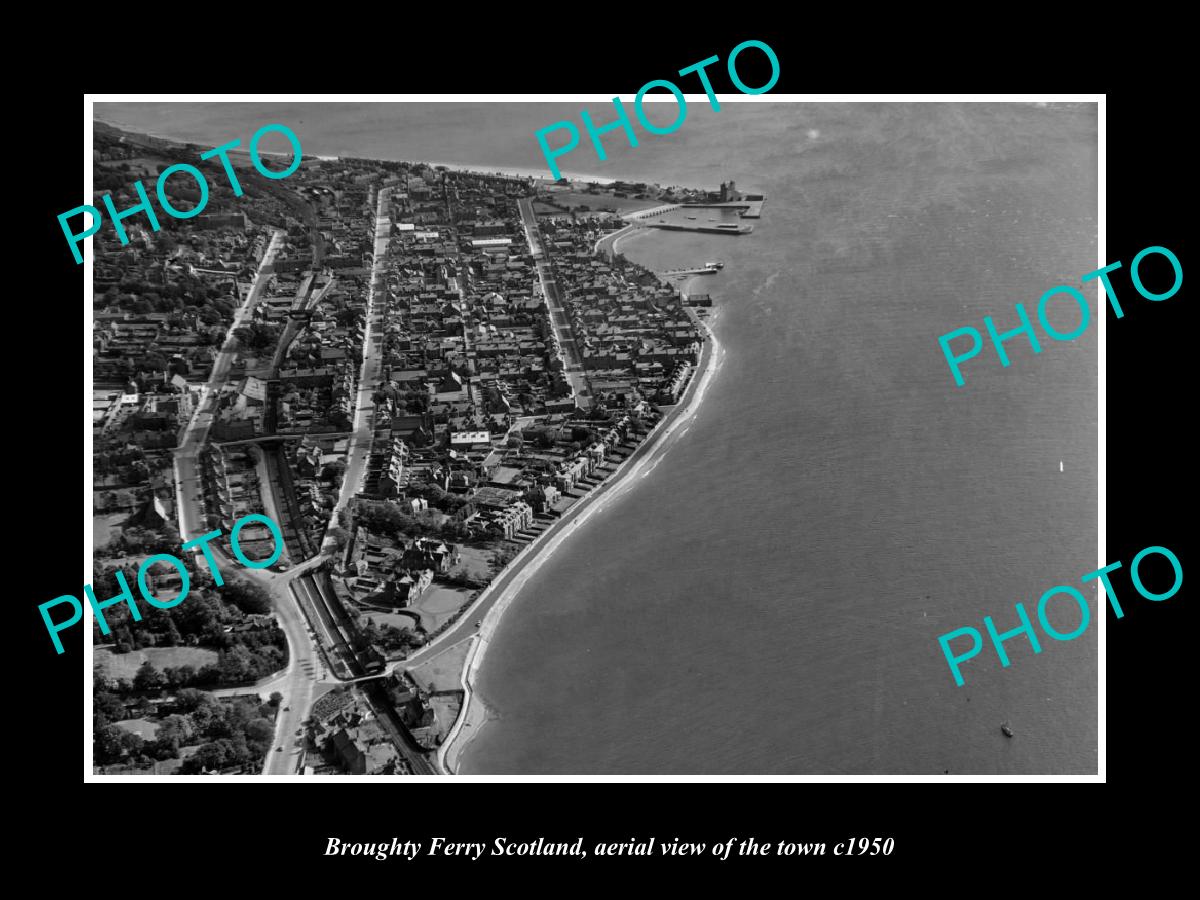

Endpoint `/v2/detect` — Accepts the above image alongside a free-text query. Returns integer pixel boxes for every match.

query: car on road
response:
[475,620,482,628]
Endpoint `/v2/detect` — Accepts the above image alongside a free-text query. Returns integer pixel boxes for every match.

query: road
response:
[517,198,590,406]
[327,187,391,547]
[268,272,338,375]
[170,226,336,776]
[168,196,438,775]
[174,228,283,546]
[236,555,333,776]
[258,188,397,773]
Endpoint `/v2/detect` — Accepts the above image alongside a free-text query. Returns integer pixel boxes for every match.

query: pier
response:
[662,265,720,277]
[624,203,682,222]
[681,195,767,218]
[650,222,753,235]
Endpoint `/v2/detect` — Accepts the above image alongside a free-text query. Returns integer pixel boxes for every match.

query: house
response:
[449,430,492,451]
[295,439,322,477]
[326,719,399,774]
[394,568,434,606]
[377,439,409,497]
[402,537,456,573]
[467,500,533,539]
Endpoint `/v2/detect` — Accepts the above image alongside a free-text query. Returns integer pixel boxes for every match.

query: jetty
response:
[650,221,753,235]
[682,194,767,219]
[662,265,720,277]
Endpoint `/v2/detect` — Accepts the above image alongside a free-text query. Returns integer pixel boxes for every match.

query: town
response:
[89,119,739,775]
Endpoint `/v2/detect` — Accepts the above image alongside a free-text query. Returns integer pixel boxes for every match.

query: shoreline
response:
[92,113,725,774]
[93,118,618,186]
[436,308,724,774]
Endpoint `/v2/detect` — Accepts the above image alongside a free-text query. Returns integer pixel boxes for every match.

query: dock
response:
[650,222,753,235]
[681,194,767,219]
[662,266,719,277]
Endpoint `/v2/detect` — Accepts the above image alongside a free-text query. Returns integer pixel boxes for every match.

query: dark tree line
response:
[93,686,277,774]
[92,571,286,688]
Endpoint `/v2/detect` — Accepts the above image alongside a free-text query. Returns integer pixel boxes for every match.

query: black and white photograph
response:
[73,93,1111,779]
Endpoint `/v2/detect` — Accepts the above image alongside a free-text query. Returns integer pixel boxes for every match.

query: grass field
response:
[448,546,492,582]
[115,717,161,740]
[411,587,473,631]
[408,637,473,693]
[364,610,422,632]
[95,646,219,681]
[93,513,128,547]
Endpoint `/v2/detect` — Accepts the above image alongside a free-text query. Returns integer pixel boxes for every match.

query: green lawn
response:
[93,513,128,548]
[448,546,492,582]
[364,610,422,632]
[408,637,472,693]
[411,587,473,631]
[115,717,161,740]
[95,646,219,681]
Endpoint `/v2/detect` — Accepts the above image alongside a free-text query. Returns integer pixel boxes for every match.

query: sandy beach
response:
[436,310,724,774]
[419,160,618,186]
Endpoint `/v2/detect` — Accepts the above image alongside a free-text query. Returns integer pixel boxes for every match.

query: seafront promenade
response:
[436,317,723,773]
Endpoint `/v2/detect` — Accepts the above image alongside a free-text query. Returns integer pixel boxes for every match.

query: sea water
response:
[97,101,1099,773]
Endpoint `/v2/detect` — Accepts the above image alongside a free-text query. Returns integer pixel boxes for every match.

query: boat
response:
[687,216,697,220]
[705,260,724,269]
[1001,722,1014,738]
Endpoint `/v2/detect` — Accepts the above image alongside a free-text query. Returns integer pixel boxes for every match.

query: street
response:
[328,188,391,543]
[517,198,590,406]
[174,228,284,547]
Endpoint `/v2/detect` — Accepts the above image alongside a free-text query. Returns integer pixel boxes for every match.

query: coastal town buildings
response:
[91,121,712,777]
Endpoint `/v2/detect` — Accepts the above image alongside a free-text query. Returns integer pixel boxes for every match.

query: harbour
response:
[651,221,754,235]
[662,263,723,277]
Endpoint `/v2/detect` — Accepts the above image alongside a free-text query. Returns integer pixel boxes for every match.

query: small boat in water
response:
[1001,722,1014,738]
[705,260,724,269]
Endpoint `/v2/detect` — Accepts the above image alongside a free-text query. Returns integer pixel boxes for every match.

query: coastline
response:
[92,118,616,186]
[593,223,646,259]
[419,159,618,186]
[93,113,727,774]
[436,308,724,774]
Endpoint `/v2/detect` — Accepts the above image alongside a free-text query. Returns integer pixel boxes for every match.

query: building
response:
[402,537,457,574]
[377,439,410,497]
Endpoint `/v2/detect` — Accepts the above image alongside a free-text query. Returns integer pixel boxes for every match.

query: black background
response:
[15,21,1190,883]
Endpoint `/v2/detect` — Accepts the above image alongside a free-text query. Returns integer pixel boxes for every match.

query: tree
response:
[93,690,126,725]
[119,730,146,763]
[183,741,228,774]
[269,692,284,708]
[223,578,272,615]
[157,715,192,754]
[174,687,208,713]
[95,724,129,765]
[245,718,275,752]
[133,661,165,694]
